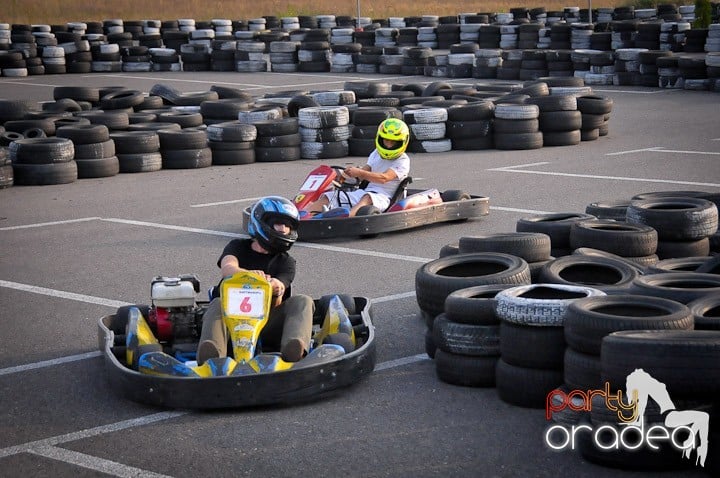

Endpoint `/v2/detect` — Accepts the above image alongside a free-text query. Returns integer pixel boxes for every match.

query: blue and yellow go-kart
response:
[97,272,376,409]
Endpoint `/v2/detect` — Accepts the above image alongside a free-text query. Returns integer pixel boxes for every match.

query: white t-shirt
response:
[323,149,411,210]
[363,149,410,198]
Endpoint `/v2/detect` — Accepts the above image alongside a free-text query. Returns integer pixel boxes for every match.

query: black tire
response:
[438,243,459,258]
[322,333,355,353]
[563,347,602,390]
[75,156,120,178]
[161,148,212,169]
[9,137,75,164]
[494,131,543,150]
[495,358,564,409]
[516,213,596,250]
[564,294,694,355]
[56,124,111,145]
[569,219,658,257]
[656,238,710,259]
[688,294,720,330]
[538,255,641,295]
[117,152,163,173]
[440,189,470,202]
[157,129,208,150]
[626,197,718,241]
[112,304,151,334]
[630,272,720,304]
[434,349,497,387]
[254,146,301,162]
[415,253,532,319]
[432,315,500,356]
[316,293,356,316]
[458,232,551,263]
[499,321,565,369]
[444,284,516,325]
[571,248,649,275]
[211,148,255,165]
[12,161,77,185]
[585,199,631,221]
[601,329,720,398]
[645,256,715,274]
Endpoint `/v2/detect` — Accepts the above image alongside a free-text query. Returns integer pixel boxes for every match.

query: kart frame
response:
[97,297,376,409]
[243,190,490,240]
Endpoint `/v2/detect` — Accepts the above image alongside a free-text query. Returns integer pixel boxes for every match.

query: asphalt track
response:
[1,69,719,478]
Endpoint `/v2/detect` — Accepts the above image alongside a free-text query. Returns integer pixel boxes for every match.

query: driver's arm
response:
[346,165,398,184]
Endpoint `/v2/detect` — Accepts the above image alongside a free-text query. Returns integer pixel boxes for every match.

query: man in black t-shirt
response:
[197,196,314,364]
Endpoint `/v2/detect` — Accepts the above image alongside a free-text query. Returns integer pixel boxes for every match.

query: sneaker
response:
[197,340,220,365]
[281,338,305,362]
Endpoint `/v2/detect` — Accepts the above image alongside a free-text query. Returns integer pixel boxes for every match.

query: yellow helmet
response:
[375,118,410,160]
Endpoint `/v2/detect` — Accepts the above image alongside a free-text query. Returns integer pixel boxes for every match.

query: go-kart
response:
[242,164,490,240]
[97,272,376,409]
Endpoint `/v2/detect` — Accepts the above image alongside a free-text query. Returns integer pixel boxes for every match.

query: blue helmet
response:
[247,196,300,253]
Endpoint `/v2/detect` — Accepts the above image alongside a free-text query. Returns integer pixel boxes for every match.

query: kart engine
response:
[149,275,203,343]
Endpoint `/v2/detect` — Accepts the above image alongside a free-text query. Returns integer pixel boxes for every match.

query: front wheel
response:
[356,205,381,238]
[440,189,471,202]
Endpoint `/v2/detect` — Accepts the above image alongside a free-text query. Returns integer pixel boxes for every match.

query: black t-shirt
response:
[213,238,296,300]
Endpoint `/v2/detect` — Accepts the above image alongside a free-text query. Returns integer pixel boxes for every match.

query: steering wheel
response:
[330,165,361,190]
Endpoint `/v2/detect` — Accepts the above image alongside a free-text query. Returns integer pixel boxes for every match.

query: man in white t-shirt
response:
[302,118,411,216]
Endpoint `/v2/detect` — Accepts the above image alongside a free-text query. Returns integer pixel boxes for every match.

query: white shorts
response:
[322,189,391,211]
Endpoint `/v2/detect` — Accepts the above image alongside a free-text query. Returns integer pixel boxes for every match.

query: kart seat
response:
[384,176,413,212]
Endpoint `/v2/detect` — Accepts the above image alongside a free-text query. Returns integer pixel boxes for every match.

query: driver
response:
[301,117,411,216]
[196,196,314,364]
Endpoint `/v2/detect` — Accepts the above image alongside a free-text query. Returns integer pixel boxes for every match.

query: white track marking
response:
[190,196,263,207]
[374,353,431,371]
[0,412,187,459]
[0,217,100,231]
[28,446,176,478]
[0,351,102,377]
[0,280,131,309]
[488,162,720,187]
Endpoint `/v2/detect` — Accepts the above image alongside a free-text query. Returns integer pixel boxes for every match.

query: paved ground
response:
[0,70,718,477]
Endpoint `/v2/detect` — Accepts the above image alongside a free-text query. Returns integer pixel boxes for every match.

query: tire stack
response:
[561,294,695,437]
[56,124,119,179]
[473,48,502,79]
[206,121,257,166]
[199,98,252,126]
[568,218,660,266]
[348,106,402,157]
[493,103,543,150]
[157,128,211,170]
[458,232,553,282]
[0,145,13,188]
[432,285,509,387]
[328,42,358,73]
[516,212,597,257]
[269,39,300,73]
[576,94,613,140]
[584,328,720,471]
[41,45,66,75]
[90,42,122,73]
[415,252,532,333]
[252,118,302,162]
[626,195,718,259]
[637,50,672,87]
[497,49,522,80]
[235,41,267,72]
[298,106,350,160]
[109,130,163,173]
[495,283,605,408]
[9,137,77,185]
[545,50,574,77]
[445,100,495,150]
[401,46,431,76]
[403,106,451,154]
[446,44,476,79]
[122,45,152,72]
[298,30,331,73]
[527,92,581,147]
[539,253,643,294]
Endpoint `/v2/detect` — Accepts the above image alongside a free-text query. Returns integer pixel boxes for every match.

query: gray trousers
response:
[199,294,314,357]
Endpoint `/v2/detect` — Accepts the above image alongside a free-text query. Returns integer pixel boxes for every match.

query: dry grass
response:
[3,0,642,25]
